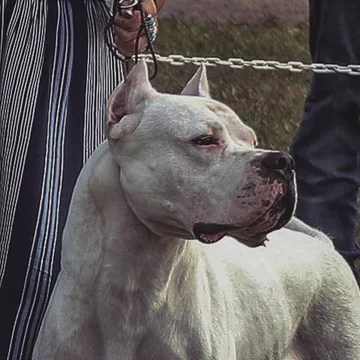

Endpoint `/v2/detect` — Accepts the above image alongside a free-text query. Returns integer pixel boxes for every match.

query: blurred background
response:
[154,0,310,151]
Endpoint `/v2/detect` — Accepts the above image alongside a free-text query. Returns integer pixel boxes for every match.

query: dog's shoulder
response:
[284,217,332,245]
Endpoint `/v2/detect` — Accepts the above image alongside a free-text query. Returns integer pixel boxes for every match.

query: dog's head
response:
[106,60,296,247]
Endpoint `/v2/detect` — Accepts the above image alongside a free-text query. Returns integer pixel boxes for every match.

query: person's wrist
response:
[154,0,166,12]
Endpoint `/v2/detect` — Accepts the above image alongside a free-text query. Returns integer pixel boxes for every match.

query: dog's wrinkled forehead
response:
[141,94,248,139]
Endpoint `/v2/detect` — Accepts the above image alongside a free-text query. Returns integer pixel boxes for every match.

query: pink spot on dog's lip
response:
[271,181,284,196]
[193,224,233,244]
[199,231,228,244]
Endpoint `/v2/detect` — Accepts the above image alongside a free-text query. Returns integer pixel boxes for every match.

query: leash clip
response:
[116,0,141,19]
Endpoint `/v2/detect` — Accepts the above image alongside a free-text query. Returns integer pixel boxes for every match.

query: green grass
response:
[152,19,311,151]
[150,19,360,265]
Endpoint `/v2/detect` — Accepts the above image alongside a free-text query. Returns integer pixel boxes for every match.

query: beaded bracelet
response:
[144,13,158,43]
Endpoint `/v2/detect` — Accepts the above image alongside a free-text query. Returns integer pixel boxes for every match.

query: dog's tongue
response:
[199,231,228,244]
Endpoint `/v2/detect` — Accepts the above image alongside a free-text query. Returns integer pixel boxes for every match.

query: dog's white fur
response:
[33,61,360,360]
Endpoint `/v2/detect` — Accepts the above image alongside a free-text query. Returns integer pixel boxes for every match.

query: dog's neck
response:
[61,143,198,301]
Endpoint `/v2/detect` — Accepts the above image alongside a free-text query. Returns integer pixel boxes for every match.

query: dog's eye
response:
[192,135,220,146]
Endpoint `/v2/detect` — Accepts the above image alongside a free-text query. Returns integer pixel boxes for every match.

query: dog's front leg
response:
[32,275,101,360]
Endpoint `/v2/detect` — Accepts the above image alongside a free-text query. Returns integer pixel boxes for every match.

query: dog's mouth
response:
[193,173,296,247]
[192,223,269,247]
[193,223,236,244]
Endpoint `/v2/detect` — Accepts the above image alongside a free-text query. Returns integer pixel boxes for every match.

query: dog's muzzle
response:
[193,151,297,247]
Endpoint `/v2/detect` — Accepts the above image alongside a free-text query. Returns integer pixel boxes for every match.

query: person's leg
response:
[290,0,360,275]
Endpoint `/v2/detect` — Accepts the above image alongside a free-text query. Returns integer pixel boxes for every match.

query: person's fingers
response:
[112,0,158,56]
[113,25,139,44]
[114,35,148,57]
[113,11,141,32]
[142,0,157,15]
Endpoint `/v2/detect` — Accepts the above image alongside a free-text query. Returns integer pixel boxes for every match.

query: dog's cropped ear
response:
[107,60,156,140]
[181,64,210,98]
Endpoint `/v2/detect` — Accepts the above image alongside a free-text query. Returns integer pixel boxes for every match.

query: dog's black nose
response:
[260,151,295,174]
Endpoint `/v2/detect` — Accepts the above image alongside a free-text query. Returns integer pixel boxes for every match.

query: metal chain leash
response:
[135,54,360,75]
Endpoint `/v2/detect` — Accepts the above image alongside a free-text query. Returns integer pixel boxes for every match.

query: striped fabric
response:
[0,1,123,358]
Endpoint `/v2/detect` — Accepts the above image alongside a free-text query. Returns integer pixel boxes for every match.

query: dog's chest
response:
[133,321,236,360]
[99,291,236,360]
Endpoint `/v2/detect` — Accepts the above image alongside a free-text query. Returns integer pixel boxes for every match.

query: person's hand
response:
[113,0,158,57]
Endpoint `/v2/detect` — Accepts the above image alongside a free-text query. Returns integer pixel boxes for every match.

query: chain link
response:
[135,54,360,76]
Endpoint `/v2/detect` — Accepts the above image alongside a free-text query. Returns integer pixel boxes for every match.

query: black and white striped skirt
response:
[0,1,123,358]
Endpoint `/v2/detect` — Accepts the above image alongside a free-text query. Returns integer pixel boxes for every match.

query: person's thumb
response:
[142,0,157,16]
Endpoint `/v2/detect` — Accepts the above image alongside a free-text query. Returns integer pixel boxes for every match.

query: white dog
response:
[33,61,360,360]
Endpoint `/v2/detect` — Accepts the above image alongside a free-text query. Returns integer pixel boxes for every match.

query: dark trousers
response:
[290,0,360,272]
